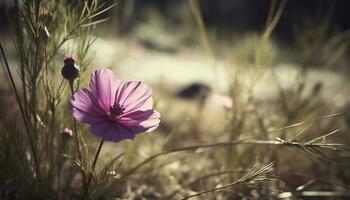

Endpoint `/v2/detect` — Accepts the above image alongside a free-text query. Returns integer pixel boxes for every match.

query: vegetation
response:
[0,0,349,199]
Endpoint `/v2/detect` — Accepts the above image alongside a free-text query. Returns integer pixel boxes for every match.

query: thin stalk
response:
[82,139,104,200]
[181,162,274,199]
[188,0,214,59]
[31,37,41,138]
[14,3,29,121]
[69,80,83,161]
[69,80,87,189]
[265,0,278,30]
[261,0,288,41]
[164,169,243,199]
[120,136,342,180]
[181,179,243,200]
[0,42,40,181]
[119,138,249,180]
[44,42,55,187]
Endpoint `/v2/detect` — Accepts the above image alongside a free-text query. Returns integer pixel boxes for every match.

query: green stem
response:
[69,80,87,190]
[82,139,104,200]
[0,42,40,180]
[69,80,83,161]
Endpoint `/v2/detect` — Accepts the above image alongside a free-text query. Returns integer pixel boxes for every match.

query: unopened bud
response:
[61,128,73,149]
[61,56,80,81]
[39,9,54,25]
[61,128,73,139]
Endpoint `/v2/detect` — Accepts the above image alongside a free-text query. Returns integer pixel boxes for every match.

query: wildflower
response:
[61,56,80,81]
[69,68,160,142]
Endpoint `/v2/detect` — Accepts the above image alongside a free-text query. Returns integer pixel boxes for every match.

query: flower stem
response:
[82,139,104,200]
[69,80,87,190]
[69,80,83,162]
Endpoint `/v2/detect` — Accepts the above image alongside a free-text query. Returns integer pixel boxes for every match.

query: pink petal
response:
[119,110,161,132]
[140,111,161,132]
[115,81,152,113]
[90,121,136,142]
[70,89,105,124]
[89,69,122,110]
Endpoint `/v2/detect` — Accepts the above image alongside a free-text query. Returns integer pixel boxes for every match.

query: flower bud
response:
[61,128,73,139]
[61,56,80,81]
[61,128,73,149]
[39,9,54,25]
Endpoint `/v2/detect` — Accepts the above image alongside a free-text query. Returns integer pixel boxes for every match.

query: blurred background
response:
[1,0,349,91]
[1,0,350,199]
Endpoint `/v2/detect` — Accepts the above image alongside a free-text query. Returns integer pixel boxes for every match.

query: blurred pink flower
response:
[70,69,160,142]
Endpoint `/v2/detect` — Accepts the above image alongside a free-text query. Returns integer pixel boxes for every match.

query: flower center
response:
[108,103,125,120]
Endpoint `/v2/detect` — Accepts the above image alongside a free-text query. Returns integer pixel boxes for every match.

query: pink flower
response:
[70,69,160,142]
